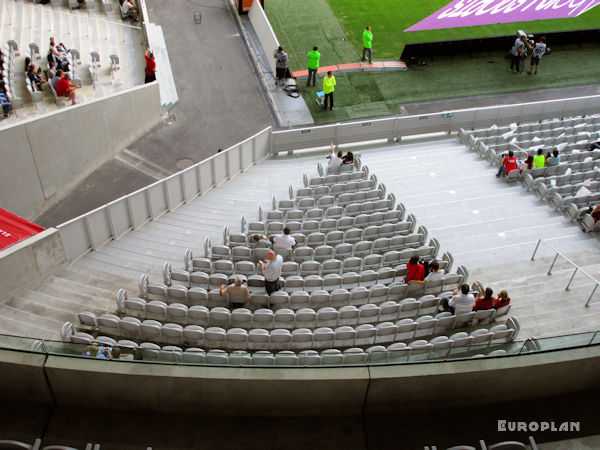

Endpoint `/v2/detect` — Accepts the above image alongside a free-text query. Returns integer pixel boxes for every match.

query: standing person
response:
[260,250,283,295]
[327,142,343,168]
[509,34,526,73]
[306,46,320,87]
[361,26,373,64]
[273,46,289,88]
[322,70,336,110]
[144,48,156,83]
[527,37,546,75]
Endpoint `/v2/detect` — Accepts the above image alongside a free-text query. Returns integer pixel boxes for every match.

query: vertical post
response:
[565,267,578,291]
[531,239,541,261]
[547,253,559,276]
[585,283,598,308]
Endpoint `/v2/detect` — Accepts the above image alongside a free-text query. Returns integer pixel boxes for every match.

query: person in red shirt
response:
[405,255,425,283]
[473,282,496,311]
[144,47,156,83]
[496,150,519,177]
[55,72,78,105]
[494,290,511,309]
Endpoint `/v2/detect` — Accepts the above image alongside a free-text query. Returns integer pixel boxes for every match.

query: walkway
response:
[292,60,407,79]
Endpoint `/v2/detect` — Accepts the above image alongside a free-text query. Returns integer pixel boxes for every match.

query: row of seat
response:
[535,180,600,201]
[211,233,432,264]
[66,310,516,351]
[2,42,24,112]
[181,249,452,281]
[65,316,518,354]
[110,294,511,330]
[241,210,409,242]
[307,165,365,187]
[460,115,599,140]
[523,168,598,191]
[549,190,600,211]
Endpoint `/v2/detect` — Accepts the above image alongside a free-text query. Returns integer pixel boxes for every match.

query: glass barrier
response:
[0,330,599,368]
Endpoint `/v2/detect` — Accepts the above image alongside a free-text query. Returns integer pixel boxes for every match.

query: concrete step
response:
[0,303,62,339]
[6,291,79,324]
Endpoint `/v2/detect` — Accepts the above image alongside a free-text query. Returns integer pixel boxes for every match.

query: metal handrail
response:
[531,239,600,307]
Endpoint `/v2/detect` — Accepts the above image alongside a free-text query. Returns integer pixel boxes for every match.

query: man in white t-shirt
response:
[449,284,475,315]
[260,250,283,295]
[272,227,297,251]
[327,142,343,167]
[527,36,546,76]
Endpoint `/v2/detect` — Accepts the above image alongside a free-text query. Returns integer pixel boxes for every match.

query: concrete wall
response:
[0,228,67,301]
[0,345,589,417]
[0,83,162,220]
[249,0,279,74]
[0,348,53,405]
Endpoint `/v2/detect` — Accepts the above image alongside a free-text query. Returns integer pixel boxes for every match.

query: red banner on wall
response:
[0,208,45,251]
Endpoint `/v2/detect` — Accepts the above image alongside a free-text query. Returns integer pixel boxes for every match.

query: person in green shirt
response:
[307,46,320,87]
[533,148,545,168]
[322,71,336,110]
[361,26,373,64]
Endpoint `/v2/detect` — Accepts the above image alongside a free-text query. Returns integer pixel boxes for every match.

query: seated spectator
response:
[51,69,63,90]
[111,346,135,360]
[259,250,283,295]
[407,260,444,286]
[83,343,99,357]
[546,148,560,166]
[0,92,11,118]
[24,56,31,72]
[327,142,343,167]
[494,290,511,309]
[56,72,79,105]
[520,154,534,174]
[220,275,251,306]
[46,60,56,81]
[251,233,271,248]
[496,150,519,177]
[441,284,475,315]
[533,148,545,168]
[96,345,111,359]
[120,0,139,21]
[473,281,495,311]
[26,64,45,91]
[272,227,297,251]
[49,38,70,71]
[586,205,600,223]
[342,151,354,164]
[405,255,425,283]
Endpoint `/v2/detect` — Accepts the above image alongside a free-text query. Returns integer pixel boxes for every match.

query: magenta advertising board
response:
[405,0,600,31]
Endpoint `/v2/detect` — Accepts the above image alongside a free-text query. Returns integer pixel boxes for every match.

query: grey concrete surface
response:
[35,0,273,227]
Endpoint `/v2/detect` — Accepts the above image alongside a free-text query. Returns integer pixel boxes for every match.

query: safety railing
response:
[3,329,600,368]
[531,239,600,307]
[57,126,272,262]
[271,95,600,154]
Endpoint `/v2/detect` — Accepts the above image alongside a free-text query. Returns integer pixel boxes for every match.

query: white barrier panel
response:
[108,198,132,240]
[337,118,396,145]
[129,190,151,229]
[254,127,271,160]
[166,175,185,212]
[148,182,168,220]
[212,153,229,186]
[87,208,112,250]
[272,124,338,153]
[396,114,451,136]
[0,83,161,220]
[249,0,279,75]
[59,219,91,262]
[56,127,272,262]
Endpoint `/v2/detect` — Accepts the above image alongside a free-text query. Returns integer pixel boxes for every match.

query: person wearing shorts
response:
[527,37,546,75]
[273,46,289,87]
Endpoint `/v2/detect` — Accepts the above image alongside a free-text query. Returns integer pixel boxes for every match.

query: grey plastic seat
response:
[341,271,361,290]
[322,260,342,276]
[188,306,210,327]
[314,245,334,262]
[302,220,320,234]
[319,218,337,234]
[344,228,363,244]
[326,230,344,246]
[304,275,324,292]
[353,240,373,258]
[300,260,322,276]
[334,243,353,260]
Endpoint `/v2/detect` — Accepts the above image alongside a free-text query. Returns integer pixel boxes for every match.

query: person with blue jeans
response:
[0,93,11,117]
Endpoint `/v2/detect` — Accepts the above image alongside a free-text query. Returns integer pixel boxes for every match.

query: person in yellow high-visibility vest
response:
[322,70,336,110]
[361,26,373,64]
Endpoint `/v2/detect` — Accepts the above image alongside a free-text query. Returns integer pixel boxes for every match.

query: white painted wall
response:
[0,83,162,219]
[249,0,279,75]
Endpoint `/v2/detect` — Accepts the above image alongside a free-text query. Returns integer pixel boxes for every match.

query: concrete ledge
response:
[0,228,67,301]
[0,348,53,405]
[44,356,369,416]
[365,346,600,414]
